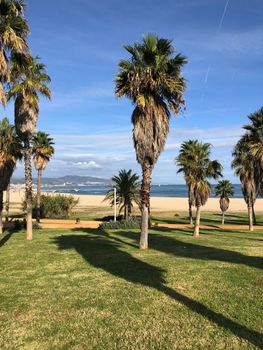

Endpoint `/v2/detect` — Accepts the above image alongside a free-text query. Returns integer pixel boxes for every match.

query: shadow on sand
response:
[53,229,263,348]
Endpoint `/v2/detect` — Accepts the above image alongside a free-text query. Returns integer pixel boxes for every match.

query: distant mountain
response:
[12,175,111,185]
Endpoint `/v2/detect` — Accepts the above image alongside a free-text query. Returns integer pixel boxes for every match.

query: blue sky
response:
[3,0,263,183]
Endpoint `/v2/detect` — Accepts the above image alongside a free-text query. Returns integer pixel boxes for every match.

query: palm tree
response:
[0,0,29,106]
[0,117,22,233]
[32,131,54,222]
[243,107,263,168]
[215,180,234,225]
[7,53,51,240]
[189,141,222,236]
[176,140,199,225]
[243,107,263,200]
[104,169,140,220]
[116,34,187,249]
[232,138,257,231]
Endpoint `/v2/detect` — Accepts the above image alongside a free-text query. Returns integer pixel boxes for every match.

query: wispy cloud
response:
[218,0,230,32]
[12,125,242,181]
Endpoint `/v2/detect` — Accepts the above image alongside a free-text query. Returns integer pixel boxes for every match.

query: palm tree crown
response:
[7,53,51,140]
[0,0,29,105]
[32,131,54,171]
[116,33,187,167]
[232,138,257,205]
[243,107,263,167]
[215,180,234,224]
[104,169,140,220]
[215,180,235,198]
[189,141,223,206]
[0,116,22,190]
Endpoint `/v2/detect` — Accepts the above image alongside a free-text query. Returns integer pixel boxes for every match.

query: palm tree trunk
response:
[222,211,225,225]
[5,183,10,222]
[188,185,193,225]
[140,162,152,249]
[252,204,257,225]
[36,169,42,223]
[148,203,151,228]
[248,203,253,232]
[193,205,201,237]
[124,205,127,221]
[128,204,132,220]
[24,143,33,240]
[0,191,3,235]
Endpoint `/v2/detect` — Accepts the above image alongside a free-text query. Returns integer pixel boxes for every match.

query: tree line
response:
[0,0,54,238]
[1,1,262,248]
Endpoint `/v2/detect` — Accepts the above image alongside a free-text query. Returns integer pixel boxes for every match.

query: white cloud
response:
[73,161,101,169]
[12,125,242,183]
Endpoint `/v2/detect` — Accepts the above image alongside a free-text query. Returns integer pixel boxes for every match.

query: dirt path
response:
[38,219,263,231]
[156,223,263,230]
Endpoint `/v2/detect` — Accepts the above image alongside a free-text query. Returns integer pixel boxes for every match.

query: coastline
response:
[4,189,263,212]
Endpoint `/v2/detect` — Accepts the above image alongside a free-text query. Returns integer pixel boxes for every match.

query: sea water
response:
[41,184,245,198]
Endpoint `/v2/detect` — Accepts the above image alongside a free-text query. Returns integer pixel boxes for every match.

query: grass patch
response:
[6,207,263,227]
[0,226,262,349]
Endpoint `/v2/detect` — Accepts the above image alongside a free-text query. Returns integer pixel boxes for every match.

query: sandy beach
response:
[5,189,263,212]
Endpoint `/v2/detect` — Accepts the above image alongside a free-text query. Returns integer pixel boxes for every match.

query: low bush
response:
[99,218,141,230]
[22,194,79,219]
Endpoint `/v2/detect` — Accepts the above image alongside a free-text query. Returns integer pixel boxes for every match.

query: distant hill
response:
[12,175,111,185]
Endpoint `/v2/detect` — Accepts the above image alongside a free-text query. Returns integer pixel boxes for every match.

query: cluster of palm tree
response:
[1,9,261,246]
[232,107,263,231]
[0,0,53,239]
[176,140,222,236]
[104,169,140,220]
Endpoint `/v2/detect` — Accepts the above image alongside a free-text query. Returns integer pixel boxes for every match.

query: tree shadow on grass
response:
[0,232,15,248]
[53,229,263,348]
[152,213,263,226]
[113,229,263,271]
[161,226,263,241]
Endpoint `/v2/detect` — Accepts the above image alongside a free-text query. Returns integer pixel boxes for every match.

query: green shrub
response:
[22,194,79,219]
[99,218,141,230]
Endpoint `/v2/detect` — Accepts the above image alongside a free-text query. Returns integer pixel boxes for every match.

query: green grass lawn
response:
[151,211,263,226]
[7,205,263,226]
[0,227,262,349]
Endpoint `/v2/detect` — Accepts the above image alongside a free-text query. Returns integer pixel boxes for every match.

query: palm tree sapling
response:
[104,169,140,220]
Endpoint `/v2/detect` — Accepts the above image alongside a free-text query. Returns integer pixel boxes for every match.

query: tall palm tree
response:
[104,169,140,220]
[0,0,29,106]
[215,180,234,225]
[243,107,263,199]
[243,107,263,168]
[0,116,22,233]
[116,34,187,249]
[176,140,199,225]
[32,131,54,222]
[232,138,257,231]
[188,141,222,236]
[7,53,51,240]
